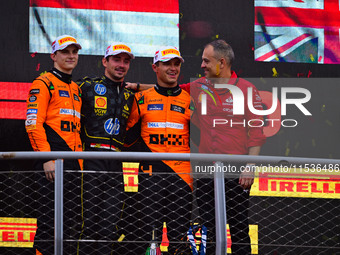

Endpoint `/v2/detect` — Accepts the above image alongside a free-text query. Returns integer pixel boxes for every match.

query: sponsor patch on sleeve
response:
[29,89,40,94]
[26,125,36,130]
[74,94,80,101]
[27,103,38,108]
[25,119,37,126]
[170,104,185,114]
[29,95,37,102]
[26,114,37,120]
[27,109,38,115]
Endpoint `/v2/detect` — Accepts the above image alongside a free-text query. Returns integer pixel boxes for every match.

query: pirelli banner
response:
[250,167,340,199]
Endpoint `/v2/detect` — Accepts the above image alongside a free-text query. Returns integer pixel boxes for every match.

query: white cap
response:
[104,42,135,59]
[51,35,82,53]
[153,46,184,64]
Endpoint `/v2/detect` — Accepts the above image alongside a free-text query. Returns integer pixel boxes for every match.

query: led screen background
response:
[29,0,179,57]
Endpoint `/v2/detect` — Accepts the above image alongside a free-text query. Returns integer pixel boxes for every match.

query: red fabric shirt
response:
[185,72,266,155]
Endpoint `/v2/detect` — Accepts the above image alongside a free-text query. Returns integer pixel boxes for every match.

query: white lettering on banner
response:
[147,122,184,129]
[201,85,312,116]
[59,109,81,119]
[213,119,297,128]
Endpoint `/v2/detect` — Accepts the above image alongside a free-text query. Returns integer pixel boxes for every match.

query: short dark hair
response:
[205,40,235,66]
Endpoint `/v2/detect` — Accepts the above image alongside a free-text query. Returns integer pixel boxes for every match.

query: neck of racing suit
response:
[50,67,72,84]
[155,83,181,96]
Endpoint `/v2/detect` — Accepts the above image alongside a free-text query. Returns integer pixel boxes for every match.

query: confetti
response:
[272,67,278,77]
[310,54,315,62]
[294,142,300,150]
[31,52,37,58]
[297,73,304,77]
[275,57,279,61]
[321,104,326,112]
[198,74,202,78]
[285,148,290,156]
[36,63,40,71]
[307,70,312,78]
[318,56,323,62]
[181,32,186,40]
[180,13,183,19]
[195,49,202,56]
[40,71,47,76]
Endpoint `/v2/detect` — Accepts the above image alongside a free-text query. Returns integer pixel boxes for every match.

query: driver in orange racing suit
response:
[25,35,82,255]
[125,46,193,253]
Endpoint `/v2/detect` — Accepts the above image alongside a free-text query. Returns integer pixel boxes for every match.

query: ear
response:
[102,57,107,68]
[50,53,56,62]
[220,58,227,69]
[152,64,158,73]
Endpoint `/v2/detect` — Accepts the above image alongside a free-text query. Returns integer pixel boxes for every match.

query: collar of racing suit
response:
[155,83,181,96]
[102,75,125,87]
[50,68,72,84]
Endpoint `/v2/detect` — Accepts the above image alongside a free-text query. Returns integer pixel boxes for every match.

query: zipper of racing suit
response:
[165,94,169,152]
[69,82,77,151]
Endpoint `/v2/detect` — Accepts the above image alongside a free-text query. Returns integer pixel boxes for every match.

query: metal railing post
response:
[214,161,227,254]
[55,159,63,255]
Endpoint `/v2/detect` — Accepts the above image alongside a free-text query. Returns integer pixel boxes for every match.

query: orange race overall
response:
[26,68,82,157]
[25,68,83,255]
[125,84,192,253]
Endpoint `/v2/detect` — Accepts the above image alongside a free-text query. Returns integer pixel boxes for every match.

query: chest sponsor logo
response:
[149,98,162,103]
[170,104,185,114]
[27,109,38,115]
[73,94,80,101]
[173,99,185,105]
[94,84,107,95]
[147,104,163,111]
[95,96,107,109]
[59,90,70,98]
[29,95,37,102]
[59,108,81,119]
[25,119,36,126]
[94,109,107,116]
[29,89,40,95]
[104,118,120,135]
[149,133,186,145]
[27,103,38,108]
[222,96,233,106]
[147,122,184,130]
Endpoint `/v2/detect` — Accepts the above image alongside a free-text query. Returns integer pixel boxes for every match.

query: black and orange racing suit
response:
[125,84,193,253]
[25,68,82,255]
[76,75,135,254]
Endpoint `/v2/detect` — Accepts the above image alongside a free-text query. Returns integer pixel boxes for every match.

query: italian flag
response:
[29,0,179,57]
